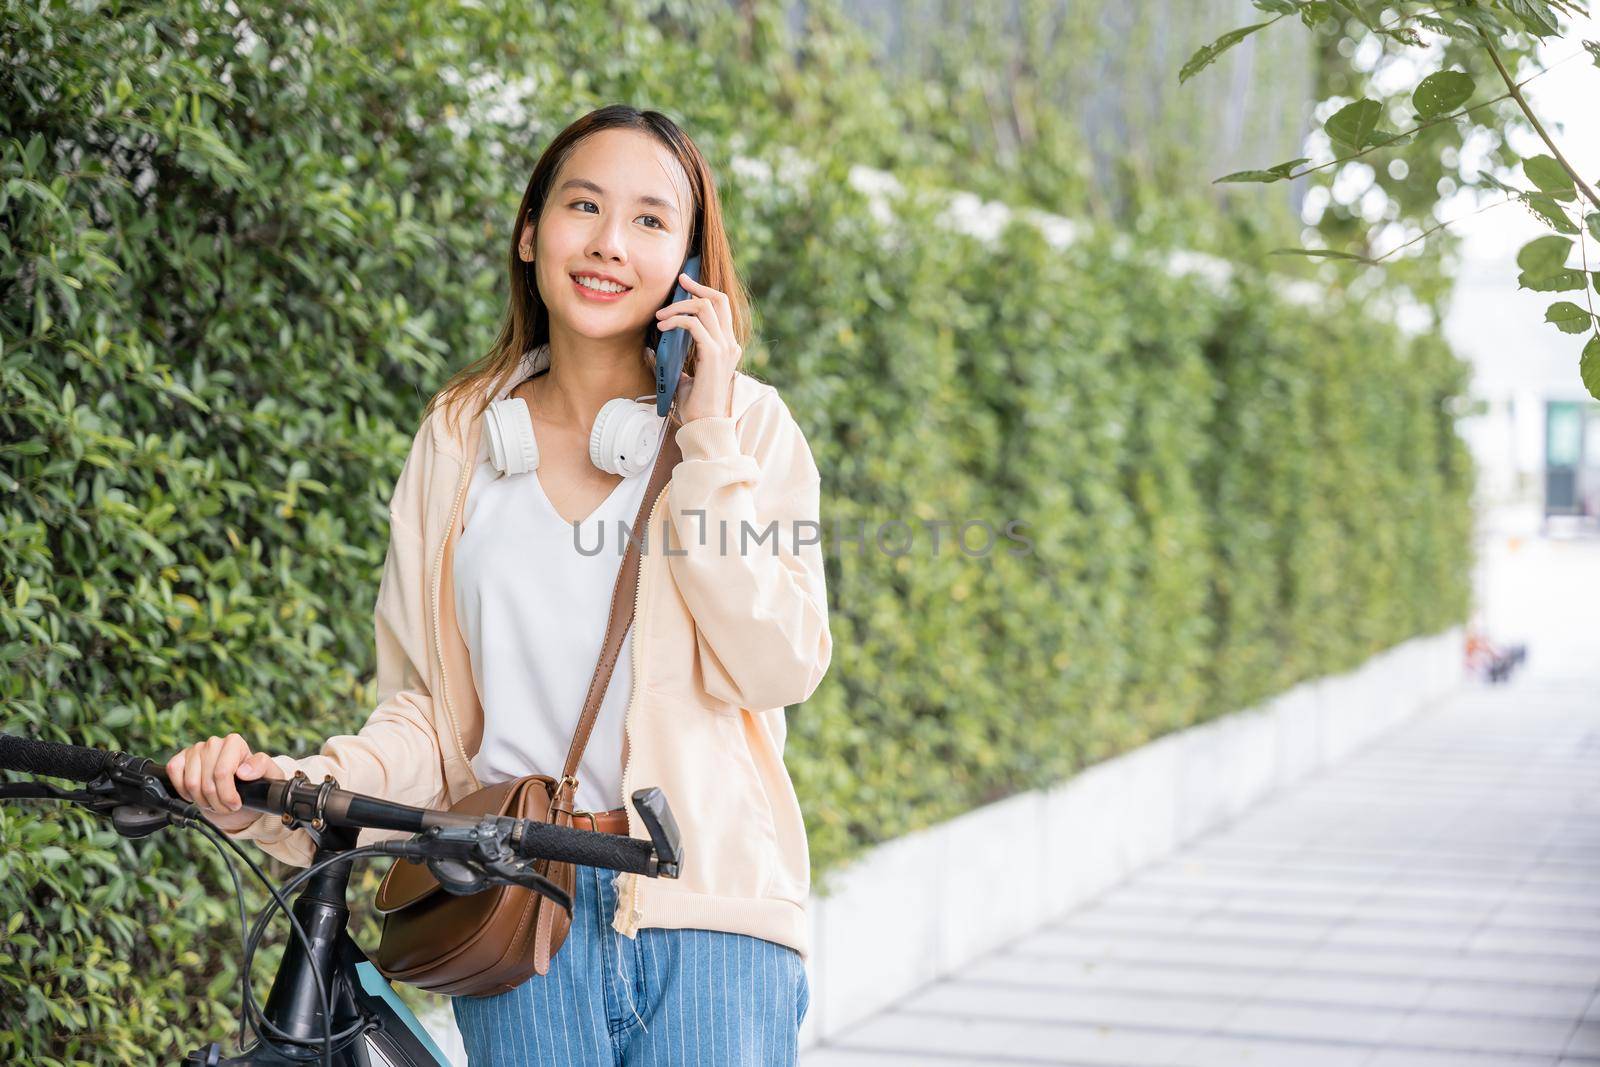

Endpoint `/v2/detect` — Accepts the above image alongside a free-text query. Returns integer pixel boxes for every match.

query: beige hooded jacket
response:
[228,349,831,958]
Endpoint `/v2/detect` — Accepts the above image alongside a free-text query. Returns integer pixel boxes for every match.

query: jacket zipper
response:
[617,478,666,936]
[430,450,477,785]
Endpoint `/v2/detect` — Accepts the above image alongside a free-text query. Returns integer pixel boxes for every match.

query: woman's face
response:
[522,127,693,345]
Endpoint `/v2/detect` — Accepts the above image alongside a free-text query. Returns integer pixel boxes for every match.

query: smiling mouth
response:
[571,274,633,295]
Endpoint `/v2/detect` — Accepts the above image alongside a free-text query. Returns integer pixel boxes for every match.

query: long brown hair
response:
[425,104,754,441]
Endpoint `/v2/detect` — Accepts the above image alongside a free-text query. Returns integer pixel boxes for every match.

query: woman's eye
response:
[573,201,664,229]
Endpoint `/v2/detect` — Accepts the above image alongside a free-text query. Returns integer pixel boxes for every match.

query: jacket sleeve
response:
[664,386,832,711]
[224,421,449,866]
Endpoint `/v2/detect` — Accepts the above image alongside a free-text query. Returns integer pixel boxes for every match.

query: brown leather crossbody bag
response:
[368,421,682,997]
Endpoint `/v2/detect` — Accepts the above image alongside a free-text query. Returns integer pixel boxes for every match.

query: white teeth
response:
[575,275,627,294]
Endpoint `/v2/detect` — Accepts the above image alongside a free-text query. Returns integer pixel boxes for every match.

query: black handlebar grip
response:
[512,820,655,874]
[0,733,114,783]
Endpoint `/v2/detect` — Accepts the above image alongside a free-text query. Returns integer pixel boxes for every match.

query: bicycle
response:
[0,732,683,1066]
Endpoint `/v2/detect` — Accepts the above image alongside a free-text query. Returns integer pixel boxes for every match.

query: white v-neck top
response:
[452,421,661,814]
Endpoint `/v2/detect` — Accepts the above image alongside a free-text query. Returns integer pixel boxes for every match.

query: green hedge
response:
[761,188,1472,875]
[1,0,1471,1062]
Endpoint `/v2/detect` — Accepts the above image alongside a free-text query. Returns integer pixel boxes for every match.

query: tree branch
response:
[1267,46,1580,184]
[1368,192,1517,262]
[1478,28,1600,213]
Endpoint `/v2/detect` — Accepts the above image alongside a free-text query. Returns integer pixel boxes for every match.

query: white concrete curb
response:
[798,625,1465,1049]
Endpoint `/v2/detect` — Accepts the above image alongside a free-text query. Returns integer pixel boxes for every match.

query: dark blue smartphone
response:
[652,253,702,417]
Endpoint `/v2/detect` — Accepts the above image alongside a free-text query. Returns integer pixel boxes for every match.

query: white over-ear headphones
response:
[483,387,665,479]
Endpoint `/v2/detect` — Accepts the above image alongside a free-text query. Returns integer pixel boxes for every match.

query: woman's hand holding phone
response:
[165,732,287,832]
[656,270,738,423]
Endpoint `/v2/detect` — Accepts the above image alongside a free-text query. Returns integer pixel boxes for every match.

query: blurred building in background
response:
[1447,254,1600,533]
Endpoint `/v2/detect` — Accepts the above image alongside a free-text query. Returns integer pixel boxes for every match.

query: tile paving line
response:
[1019,923,1600,967]
[1064,898,1600,938]
[1126,870,1600,908]
[1121,875,1600,910]
[1300,789,1600,812]
[1134,855,1598,885]
[1297,772,1580,791]
[811,1050,1167,1067]
[1110,885,1600,914]
[1127,872,1600,905]
[1327,759,1600,779]
[1334,770,1600,783]
[922,972,1596,1030]
[1195,838,1598,863]
[1194,829,1600,854]
[815,1053,1578,1067]
[1465,799,1600,985]
[1129,854,1600,890]
[1140,835,1594,884]
[1563,987,1600,1059]
[1129,858,1594,877]
[996,947,1597,996]
[849,1004,1600,1065]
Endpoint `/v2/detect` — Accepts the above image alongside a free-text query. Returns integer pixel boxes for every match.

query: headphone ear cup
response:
[484,397,539,476]
[590,398,664,477]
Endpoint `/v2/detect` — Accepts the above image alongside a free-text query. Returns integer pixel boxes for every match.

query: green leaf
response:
[1586,212,1599,241]
[1524,155,1576,202]
[1473,172,1522,198]
[1252,0,1299,12]
[1451,7,1513,35]
[1299,1,1335,27]
[1180,22,1275,84]
[1417,15,1488,43]
[1379,25,1424,46]
[1516,235,1573,276]
[1326,99,1383,153]
[1583,335,1600,401]
[1517,269,1586,292]
[1214,157,1311,184]
[1584,40,1599,68]
[1525,194,1580,234]
[1215,170,1288,184]
[1504,0,1559,37]
[22,134,44,175]
[1329,0,1379,30]
[1412,70,1474,118]
[102,706,137,729]
[1545,301,1593,334]
[1268,248,1378,262]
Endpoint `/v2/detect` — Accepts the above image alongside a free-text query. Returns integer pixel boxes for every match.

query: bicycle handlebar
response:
[0,732,681,878]
[0,731,110,781]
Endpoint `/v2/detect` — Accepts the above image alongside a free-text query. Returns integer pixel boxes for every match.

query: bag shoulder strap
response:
[560,419,683,785]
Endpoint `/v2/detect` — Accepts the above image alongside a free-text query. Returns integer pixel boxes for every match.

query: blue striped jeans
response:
[451,862,810,1065]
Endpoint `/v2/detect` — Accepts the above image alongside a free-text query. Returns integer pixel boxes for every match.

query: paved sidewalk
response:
[802,676,1600,1066]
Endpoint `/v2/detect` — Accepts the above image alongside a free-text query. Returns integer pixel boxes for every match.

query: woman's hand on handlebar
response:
[165,733,287,833]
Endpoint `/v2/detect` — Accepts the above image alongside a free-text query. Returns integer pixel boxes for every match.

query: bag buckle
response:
[550,775,593,829]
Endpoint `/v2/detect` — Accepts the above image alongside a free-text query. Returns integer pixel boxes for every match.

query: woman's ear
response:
[518,212,536,261]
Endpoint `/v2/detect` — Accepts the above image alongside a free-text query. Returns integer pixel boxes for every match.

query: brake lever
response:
[423,854,571,915]
[379,818,575,914]
[0,771,199,840]
[489,860,573,914]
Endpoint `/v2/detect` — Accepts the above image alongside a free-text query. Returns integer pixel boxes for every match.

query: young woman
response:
[165,104,832,1065]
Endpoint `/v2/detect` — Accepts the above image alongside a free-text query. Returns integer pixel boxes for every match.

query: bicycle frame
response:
[182,823,450,1067]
